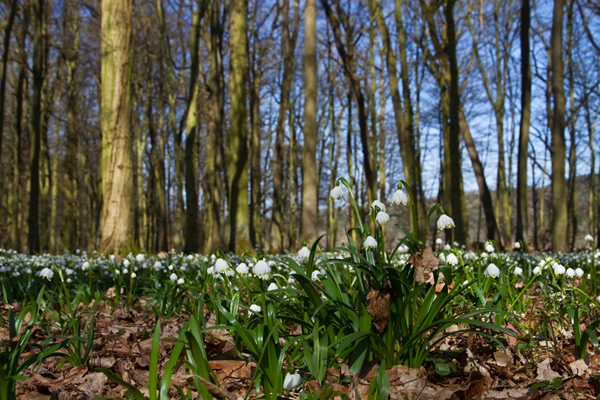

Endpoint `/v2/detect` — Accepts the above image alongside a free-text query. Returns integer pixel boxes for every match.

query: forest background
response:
[0,0,598,256]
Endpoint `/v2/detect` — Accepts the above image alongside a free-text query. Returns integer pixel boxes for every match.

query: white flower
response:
[481,252,489,258]
[513,266,523,275]
[484,263,500,278]
[66,278,72,283]
[330,186,344,200]
[585,234,594,242]
[435,238,443,245]
[485,243,495,253]
[267,283,278,291]
[514,242,521,249]
[131,272,137,278]
[236,263,249,276]
[463,280,469,286]
[215,258,229,274]
[554,264,566,275]
[123,259,130,267]
[566,268,575,278]
[363,236,377,249]
[533,266,541,274]
[168,265,174,271]
[253,260,271,279]
[390,190,408,206]
[169,273,178,281]
[283,372,302,390]
[438,253,446,262]
[187,255,194,260]
[123,269,129,274]
[370,200,387,214]
[40,267,54,280]
[248,304,261,315]
[288,274,296,284]
[575,268,584,277]
[136,254,145,263]
[154,261,162,269]
[444,244,451,251]
[375,211,390,226]
[437,215,455,231]
[110,255,115,262]
[312,270,322,281]
[177,278,185,285]
[81,262,90,270]
[446,253,458,266]
[298,246,310,261]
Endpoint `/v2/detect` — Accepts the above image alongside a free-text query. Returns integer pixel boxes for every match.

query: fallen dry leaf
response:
[569,359,589,376]
[407,247,445,284]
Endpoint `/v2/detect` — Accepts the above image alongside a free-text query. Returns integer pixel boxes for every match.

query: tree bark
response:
[0,0,18,168]
[100,0,134,254]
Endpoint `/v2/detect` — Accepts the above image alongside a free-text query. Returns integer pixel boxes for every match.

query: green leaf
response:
[148,321,161,400]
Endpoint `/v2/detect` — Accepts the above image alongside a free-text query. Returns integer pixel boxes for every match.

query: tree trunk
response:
[516,0,531,250]
[228,0,251,253]
[100,0,134,254]
[301,0,318,243]
[550,0,568,252]
[0,0,18,169]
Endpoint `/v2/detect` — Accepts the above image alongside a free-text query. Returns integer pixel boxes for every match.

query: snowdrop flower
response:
[40,267,54,281]
[514,242,521,249]
[481,252,489,258]
[248,304,261,315]
[253,260,271,279]
[484,263,500,278]
[215,258,229,274]
[370,200,387,213]
[66,278,72,284]
[154,261,162,270]
[566,268,575,278]
[224,267,235,277]
[330,186,344,200]
[81,262,90,270]
[446,253,459,266]
[187,255,194,261]
[136,254,145,263]
[312,270,322,281]
[298,246,310,261]
[436,238,443,246]
[390,189,408,206]
[554,264,566,275]
[177,278,185,285]
[438,253,446,262]
[283,372,302,390]
[444,244,451,251]
[485,242,495,253]
[131,272,137,278]
[114,269,120,275]
[363,236,377,249]
[267,283,278,291]
[533,266,541,275]
[110,255,115,262]
[288,274,296,284]
[236,263,249,276]
[375,211,390,226]
[168,265,174,271]
[463,280,469,286]
[585,234,594,242]
[575,268,584,277]
[437,215,455,231]
[169,273,178,281]
[513,266,523,275]
[123,259,130,267]
[123,269,129,274]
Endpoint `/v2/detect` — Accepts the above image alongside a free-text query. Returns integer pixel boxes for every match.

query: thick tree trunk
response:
[516,0,531,250]
[228,0,251,253]
[550,0,568,252]
[100,0,134,254]
[301,0,318,243]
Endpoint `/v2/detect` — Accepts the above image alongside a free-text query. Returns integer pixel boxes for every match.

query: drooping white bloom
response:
[136,254,145,263]
[481,252,489,258]
[283,372,302,390]
[288,274,296,284]
[40,267,54,280]
[363,236,377,249]
[154,261,162,270]
[435,238,443,245]
[123,259,130,267]
[267,283,278,291]
[554,264,566,275]
[370,200,387,214]
[484,263,500,278]
[207,266,216,275]
[131,272,137,278]
[215,258,229,274]
[485,242,495,253]
[81,262,90,270]
[513,266,523,275]
[312,270,322,281]
[575,268,584,277]
[169,273,178,281]
[566,268,575,278]
[375,211,390,226]
[253,260,271,279]
[224,267,235,277]
[514,242,521,249]
[330,186,344,200]
[437,215,455,231]
[444,244,451,251]
[177,278,185,285]
[298,246,311,261]
[168,265,174,271]
[446,253,459,266]
[248,304,261,315]
[533,266,541,275]
[187,255,194,261]
[438,253,446,262]
[123,269,129,274]
[110,255,115,262]
[236,263,249,276]
[390,190,408,206]
[585,234,594,242]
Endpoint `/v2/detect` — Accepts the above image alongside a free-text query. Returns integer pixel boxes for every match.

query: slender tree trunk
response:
[516,0,531,250]
[301,0,318,243]
[228,0,251,253]
[100,0,134,254]
[550,0,568,252]
[0,0,18,167]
